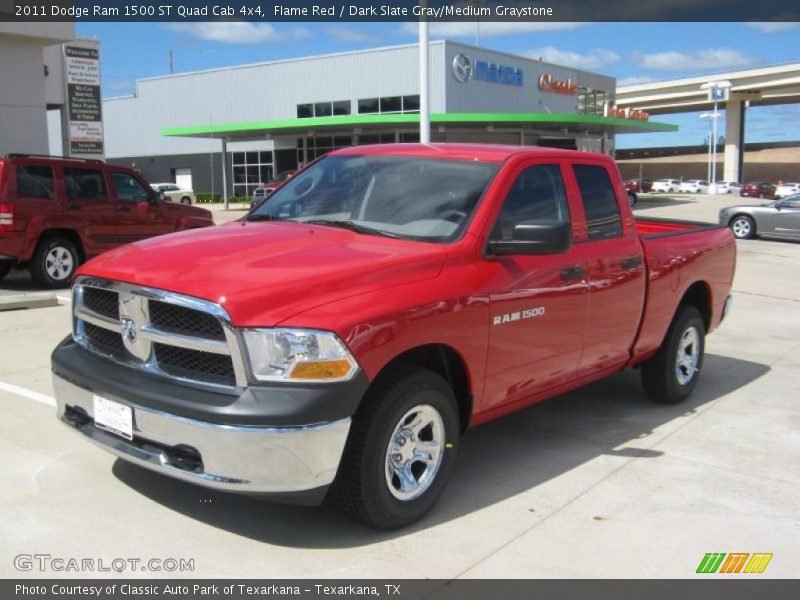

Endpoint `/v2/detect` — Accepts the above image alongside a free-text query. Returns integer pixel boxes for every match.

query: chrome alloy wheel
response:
[384,404,445,501]
[675,326,700,385]
[732,217,751,238]
[45,246,74,280]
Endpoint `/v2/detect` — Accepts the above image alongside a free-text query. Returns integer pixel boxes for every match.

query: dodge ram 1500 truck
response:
[52,144,736,529]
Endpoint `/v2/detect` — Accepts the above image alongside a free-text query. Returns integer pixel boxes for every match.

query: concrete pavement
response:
[0,194,798,578]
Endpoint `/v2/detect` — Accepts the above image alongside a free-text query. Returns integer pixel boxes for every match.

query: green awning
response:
[161,112,677,139]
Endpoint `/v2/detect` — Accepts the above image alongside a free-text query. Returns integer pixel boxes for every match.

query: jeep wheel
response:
[641,305,706,404]
[333,366,459,529]
[30,236,80,289]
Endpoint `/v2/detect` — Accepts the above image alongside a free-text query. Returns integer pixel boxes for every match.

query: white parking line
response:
[0,381,56,407]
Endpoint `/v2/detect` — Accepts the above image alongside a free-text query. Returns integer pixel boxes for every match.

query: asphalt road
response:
[1,195,798,578]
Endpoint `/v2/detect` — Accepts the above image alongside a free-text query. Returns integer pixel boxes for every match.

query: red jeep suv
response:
[0,154,213,288]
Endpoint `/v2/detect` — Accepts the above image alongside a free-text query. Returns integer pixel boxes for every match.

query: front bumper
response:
[54,373,351,500]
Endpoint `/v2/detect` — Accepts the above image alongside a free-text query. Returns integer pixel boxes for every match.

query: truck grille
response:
[72,278,245,390]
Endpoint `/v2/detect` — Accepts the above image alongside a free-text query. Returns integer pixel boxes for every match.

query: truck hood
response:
[78,221,447,326]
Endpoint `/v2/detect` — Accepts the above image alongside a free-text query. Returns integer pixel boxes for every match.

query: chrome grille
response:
[72,277,246,390]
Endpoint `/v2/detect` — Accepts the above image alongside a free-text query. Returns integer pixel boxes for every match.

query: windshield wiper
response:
[304,220,400,239]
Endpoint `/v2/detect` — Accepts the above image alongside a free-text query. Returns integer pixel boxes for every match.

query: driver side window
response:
[112,172,151,202]
[491,164,570,241]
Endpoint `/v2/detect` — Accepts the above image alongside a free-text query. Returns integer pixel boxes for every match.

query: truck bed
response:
[631,216,737,365]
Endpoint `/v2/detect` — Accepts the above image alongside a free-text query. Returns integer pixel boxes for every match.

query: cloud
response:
[524,46,619,70]
[744,22,800,33]
[326,25,379,43]
[400,21,585,39]
[165,22,311,44]
[617,76,656,86]
[634,49,757,72]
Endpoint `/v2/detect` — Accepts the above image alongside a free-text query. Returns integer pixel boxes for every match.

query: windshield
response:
[248,155,499,243]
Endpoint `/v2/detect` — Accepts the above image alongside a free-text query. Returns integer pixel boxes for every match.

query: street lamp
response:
[699,112,721,183]
[699,80,732,191]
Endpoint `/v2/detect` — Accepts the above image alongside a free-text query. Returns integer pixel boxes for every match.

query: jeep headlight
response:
[242,329,358,382]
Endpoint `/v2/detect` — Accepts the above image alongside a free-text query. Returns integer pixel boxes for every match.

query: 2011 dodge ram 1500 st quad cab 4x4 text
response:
[51,144,736,529]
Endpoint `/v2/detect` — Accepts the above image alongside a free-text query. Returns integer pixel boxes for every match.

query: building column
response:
[221,138,228,210]
[724,99,745,183]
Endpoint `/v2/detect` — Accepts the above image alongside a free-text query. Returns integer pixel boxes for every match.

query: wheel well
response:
[680,281,712,331]
[38,229,85,261]
[729,213,755,229]
[377,344,472,433]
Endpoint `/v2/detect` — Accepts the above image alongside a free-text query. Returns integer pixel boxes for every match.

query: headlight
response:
[242,328,358,382]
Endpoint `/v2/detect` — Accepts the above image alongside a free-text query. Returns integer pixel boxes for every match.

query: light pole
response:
[700,80,732,191]
[418,19,430,143]
[699,112,720,183]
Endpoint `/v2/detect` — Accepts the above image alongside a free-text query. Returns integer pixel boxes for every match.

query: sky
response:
[76,21,800,149]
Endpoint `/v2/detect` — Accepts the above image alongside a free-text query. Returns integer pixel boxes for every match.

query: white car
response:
[775,182,800,198]
[708,181,741,194]
[679,179,710,193]
[150,183,195,205]
[651,179,682,193]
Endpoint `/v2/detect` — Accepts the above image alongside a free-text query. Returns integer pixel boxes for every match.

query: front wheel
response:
[641,305,706,404]
[332,366,460,529]
[30,236,80,289]
[180,196,192,205]
[730,215,755,239]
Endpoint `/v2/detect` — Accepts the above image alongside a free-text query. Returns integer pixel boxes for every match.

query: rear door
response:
[482,160,589,411]
[569,162,646,377]
[63,166,117,255]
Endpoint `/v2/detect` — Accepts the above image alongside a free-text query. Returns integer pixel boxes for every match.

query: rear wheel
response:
[180,196,192,205]
[730,215,755,239]
[332,366,460,529]
[30,236,80,289]
[641,305,706,404]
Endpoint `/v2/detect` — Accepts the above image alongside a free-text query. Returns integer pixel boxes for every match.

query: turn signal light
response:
[0,203,13,231]
[289,359,354,380]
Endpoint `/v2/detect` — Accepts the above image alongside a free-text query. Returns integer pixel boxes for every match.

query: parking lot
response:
[1,195,798,578]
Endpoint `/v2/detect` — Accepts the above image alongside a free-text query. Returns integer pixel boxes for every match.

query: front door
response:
[111,170,171,242]
[482,161,589,412]
[766,198,800,238]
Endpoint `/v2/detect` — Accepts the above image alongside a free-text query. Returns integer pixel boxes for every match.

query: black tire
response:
[332,365,460,529]
[730,215,756,240]
[180,196,192,205]
[641,305,706,404]
[29,236,80,289]
[0,262,12,282]
[627,191,638,207]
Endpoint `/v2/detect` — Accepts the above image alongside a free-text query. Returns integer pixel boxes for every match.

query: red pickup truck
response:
[51,144,736,529]
[0,154,213,288]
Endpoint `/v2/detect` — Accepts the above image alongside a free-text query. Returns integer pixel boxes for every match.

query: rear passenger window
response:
[491,164,570,241]
[573,164,622,240]
[65,168,107,201]
[16,165,54,199]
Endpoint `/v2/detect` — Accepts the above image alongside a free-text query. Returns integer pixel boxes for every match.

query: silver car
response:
[719,195,800,240]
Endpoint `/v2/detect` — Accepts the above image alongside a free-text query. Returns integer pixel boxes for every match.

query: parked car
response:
[720,194,800,240]
[625,178,653,193]
[0,154,213,287]
[252,187,269,208]
[151,183,195,205]
[708,181,741,195]
[626,190,638,207]
[679,179,710,194]
[263,169,297,194]
[740,182,776,199]
[651,179,682,193]
[51,144,735,529]
[775,182,800,198]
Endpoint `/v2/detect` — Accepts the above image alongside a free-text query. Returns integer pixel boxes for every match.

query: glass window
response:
[232,152,245,164]
[332,100,351,116]
[380,96,402,113]
[358,98,379,114]
[401,132,420,143]
[402,95,420,112]
[259,151,274,164]
[359,134,380,145]
[233,166,246,184]
[64,168,107,201]
[490,165,570,241]
[333,136,353,148]
[297,104,313,119]
[313,102,331,117]
[573,164,622,239]
[245,152,258,164]
[250,155,500,243]
[112,172,151,203]
[16,165,54,199]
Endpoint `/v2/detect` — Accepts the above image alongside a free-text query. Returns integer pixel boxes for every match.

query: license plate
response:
[93,395,133,441]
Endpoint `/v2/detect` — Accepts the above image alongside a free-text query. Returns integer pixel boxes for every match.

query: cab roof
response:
[330,143,603,163]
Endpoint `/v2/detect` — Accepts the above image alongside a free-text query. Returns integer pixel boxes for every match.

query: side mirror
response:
[488,220,573,257]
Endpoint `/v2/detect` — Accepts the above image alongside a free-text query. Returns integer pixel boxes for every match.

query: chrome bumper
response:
[53,373,351,494]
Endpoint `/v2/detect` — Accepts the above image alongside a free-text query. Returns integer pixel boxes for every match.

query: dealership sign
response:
[538,74,578,96]
[604,102,650,121]
[452,54,523,86]
[64,45,104,155]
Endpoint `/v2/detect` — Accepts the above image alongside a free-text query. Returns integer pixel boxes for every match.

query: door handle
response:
[560,266,587,281]
[66,204,81,210]
[621,256,643,270]
[116,206,132,212]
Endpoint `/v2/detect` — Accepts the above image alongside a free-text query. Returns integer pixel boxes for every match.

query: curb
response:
[0,292,60,312]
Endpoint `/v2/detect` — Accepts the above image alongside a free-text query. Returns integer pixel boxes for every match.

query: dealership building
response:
[101,40,676,197]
